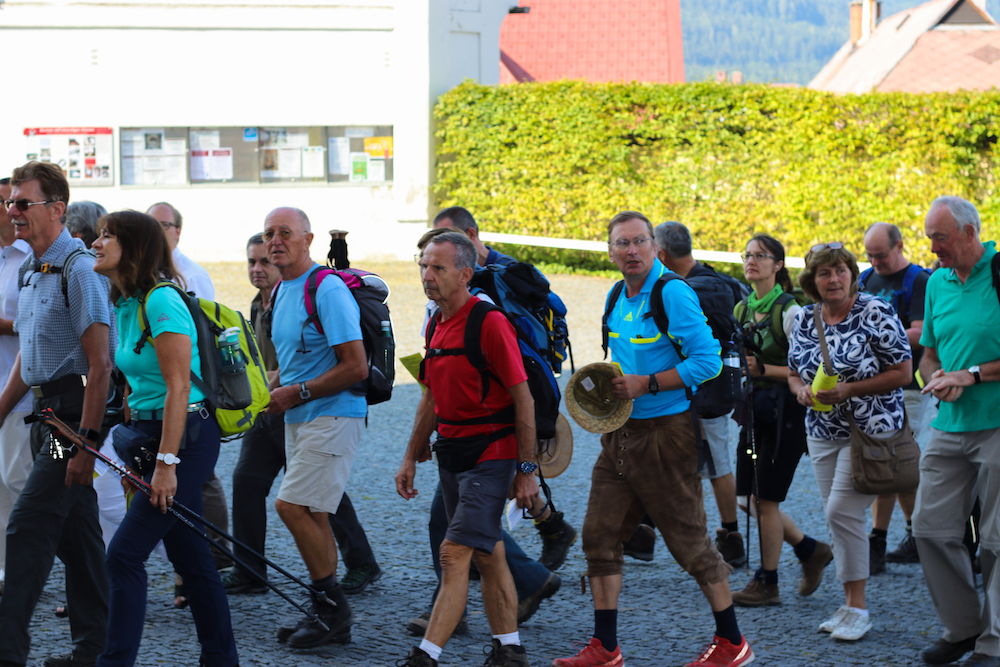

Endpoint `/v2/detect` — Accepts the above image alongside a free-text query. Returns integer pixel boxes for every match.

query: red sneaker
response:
[552,637,624,667]
[685,635,754,667]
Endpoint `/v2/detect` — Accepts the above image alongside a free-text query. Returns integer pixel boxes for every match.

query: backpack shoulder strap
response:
[602,280,625,359]
[303,266,332,336]
[897,263,929,324]
[734,297,750,327]
[134,281,187,354]
[859,266,874,292]
[59,248,91,308]
[648,273,685,359]
[769,292,796,350]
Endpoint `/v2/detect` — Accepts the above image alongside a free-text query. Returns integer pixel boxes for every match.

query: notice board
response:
[23,127,114,187]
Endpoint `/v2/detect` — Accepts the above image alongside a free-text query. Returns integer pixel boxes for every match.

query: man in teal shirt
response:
[917,196,1000,667]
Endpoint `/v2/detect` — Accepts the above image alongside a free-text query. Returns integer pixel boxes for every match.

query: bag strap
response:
[813,303,853,426]
[601,280,625,359]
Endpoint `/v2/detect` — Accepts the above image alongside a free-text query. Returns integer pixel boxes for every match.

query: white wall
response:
[0,0,514,262]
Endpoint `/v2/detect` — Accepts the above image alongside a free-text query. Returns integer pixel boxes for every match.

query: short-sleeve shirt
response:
[920,241,1000,433]
[250,292,278,373]
[605,259,722,419]
[861,263,929,390]
[788,292,911,439]
[114,286,206,411]
[271,264,366,423]
[425,296,527,462]
[16,229,117,385]
[172,248,215,300]
[0,239,32,412]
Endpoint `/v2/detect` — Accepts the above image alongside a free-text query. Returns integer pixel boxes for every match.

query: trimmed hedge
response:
[434,81,1000,267]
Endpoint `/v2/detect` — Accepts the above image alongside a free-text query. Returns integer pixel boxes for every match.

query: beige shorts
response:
[277,416,363,514]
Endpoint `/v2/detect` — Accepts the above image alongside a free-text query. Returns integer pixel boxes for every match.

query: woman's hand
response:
[816,381,852,405]
[795,384,815,407]
[149,463,177,514]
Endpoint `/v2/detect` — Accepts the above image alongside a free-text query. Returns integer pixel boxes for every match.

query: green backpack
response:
[135,282,270,436]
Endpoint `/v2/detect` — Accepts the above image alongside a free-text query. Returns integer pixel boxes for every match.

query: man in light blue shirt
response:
[263,207,368,651]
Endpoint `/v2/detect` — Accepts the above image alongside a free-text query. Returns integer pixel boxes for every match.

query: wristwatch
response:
[156,452,181,465]
[77,427,101,443]
[299,381,311,402]
[969,365,982,385]
[517,460,538,475]
[648,374,660,396]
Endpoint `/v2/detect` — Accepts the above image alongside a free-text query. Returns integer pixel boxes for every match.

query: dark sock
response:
[871,528,887,540]
[713,605,742,646]
[312,574,336,591]
[905,520,913,530]
[722,521,739,534]
[593,609,618,651]
[793,535,817,561]
[755,567,778,585]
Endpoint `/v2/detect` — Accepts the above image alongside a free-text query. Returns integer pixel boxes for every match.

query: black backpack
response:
[602,268,746,419]
[421,300,561,440]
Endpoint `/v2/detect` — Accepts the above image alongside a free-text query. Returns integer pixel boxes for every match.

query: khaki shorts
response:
[277,416,363,514]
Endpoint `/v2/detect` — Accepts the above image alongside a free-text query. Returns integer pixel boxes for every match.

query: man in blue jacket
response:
[554,211,753,667]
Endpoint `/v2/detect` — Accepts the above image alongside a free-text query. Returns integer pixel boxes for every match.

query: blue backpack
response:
[858,264,930,327]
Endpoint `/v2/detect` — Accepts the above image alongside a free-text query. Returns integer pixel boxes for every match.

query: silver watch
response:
[156,452,181,465]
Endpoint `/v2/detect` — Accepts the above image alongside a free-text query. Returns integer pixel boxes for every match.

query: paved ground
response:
[18,265,967,666]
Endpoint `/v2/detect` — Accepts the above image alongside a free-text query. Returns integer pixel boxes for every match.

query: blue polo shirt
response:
[921,241,1000,432]
[605,259,721,419]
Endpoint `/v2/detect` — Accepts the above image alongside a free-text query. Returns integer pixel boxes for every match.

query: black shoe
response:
[221,569,268,595]
[535,511,577,571]
[341,563,382,595]
[405,610,469,636]
[483,639,530,667]
[961,654,1000,667]
[922,636,979,664]
[622,524,656,561]
[869,533,887,575]
[715,528,747,568]
[517,572,561,624]
[396,647,438,667]
[886,530,920,563]
[286,585,354,649]
[42,654,97,667]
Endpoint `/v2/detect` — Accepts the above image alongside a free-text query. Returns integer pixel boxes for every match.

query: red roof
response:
[499,0,685,84]
[879,29,1000,92]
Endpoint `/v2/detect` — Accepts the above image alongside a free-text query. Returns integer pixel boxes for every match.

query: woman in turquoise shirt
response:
[91,211,238,667]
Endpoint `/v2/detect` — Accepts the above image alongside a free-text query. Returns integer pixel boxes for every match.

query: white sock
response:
[419,639,443,661]
[494,631,521,646]
[849,607,870,617]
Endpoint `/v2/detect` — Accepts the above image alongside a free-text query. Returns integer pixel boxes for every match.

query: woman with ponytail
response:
[730,234,833,609]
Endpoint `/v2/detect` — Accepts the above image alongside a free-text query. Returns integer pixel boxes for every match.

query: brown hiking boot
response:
[799,540,833,596]
[731,577,781,607]
[715,528,747,568]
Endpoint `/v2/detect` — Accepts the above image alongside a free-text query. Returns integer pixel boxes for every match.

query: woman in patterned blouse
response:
[787,242,912,643]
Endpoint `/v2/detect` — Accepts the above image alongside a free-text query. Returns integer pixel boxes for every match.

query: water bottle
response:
[722,349,741,369]
[218,326,244,373]
[380,320,391,371]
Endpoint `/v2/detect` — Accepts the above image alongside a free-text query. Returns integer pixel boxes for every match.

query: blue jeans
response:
[98,412,238,667]
[429,481,550,602]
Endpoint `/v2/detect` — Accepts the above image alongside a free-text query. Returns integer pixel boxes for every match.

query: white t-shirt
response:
[172,248,215,300]
[0,239,32,412]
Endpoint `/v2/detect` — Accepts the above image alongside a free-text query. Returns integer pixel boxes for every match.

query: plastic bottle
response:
[722,349,741,368]
[380,320,391,373]
[218,326,244,373]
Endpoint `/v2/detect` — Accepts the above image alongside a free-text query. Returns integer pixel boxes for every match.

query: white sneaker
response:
[830,608,872,641]
[818,605,850,633]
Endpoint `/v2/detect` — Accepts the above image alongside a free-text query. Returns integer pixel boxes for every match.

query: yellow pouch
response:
[811,362,839,412]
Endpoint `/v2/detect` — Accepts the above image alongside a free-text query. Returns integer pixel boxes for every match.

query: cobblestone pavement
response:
[19,268,962,666]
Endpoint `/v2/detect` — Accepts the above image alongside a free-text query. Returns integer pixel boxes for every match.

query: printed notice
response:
[367,159,386,182]
[24,127,114,186]
[301,146,325,178]
[329,137,351,175]
[350,152,369,182]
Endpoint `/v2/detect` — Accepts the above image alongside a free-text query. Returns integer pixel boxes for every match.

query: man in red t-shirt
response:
[396,232,539,667]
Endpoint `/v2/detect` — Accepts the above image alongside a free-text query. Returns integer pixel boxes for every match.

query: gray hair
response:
[930,196,981,233]
[865,221,902,247]
[654,221,692,259]
[428,231,477,271]
[65,201,107,247]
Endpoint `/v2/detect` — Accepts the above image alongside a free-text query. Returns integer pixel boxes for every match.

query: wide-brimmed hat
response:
[565,362,633,434]
[536,413,573,478]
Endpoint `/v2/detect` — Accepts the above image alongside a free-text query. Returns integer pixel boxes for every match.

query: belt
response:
[31,375,85,399]
[134,400,210,422]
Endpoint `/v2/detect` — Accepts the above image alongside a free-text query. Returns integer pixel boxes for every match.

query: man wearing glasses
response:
[0,162,116,667]
[860,222,932,574]
[146,202,215,300]
[555,211,753,667]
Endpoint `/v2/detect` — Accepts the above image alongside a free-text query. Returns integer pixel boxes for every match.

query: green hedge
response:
[434,81,1000,268]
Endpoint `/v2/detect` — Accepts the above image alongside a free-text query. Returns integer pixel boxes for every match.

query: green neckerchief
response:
[747,284,784,314]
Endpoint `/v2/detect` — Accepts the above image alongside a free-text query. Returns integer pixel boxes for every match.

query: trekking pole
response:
[33,408,333,630]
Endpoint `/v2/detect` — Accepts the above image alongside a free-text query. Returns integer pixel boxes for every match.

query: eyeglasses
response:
[158,221,180,230]
[865,248,894,262]
[262,228,299,243]
[2,199,56,212]
[610,236,653,250]
[810,242,845,253]
[741,252,775,263]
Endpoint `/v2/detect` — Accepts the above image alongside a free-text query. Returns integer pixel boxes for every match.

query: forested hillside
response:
[681,0,979,84]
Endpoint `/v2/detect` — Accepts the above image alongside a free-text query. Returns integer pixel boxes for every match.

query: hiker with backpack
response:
[730,234,832,608]
[395,231,539,667]
[558,211,755,667]
[89,210,239,667]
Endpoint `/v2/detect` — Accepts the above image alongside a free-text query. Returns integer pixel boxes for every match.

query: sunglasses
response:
[2,198,56,212]
[810,242,845,253]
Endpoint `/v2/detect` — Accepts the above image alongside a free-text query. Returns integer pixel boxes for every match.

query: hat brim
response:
[565,362,633,434]
[537,413,573,478]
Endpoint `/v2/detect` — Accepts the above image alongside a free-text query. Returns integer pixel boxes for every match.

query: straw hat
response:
[565,362,633,434]
[536,413,573,478]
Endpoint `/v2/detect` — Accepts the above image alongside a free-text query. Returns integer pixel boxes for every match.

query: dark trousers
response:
[98,412,238,667]
[0,389,108,664]
[230,413,376,579]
